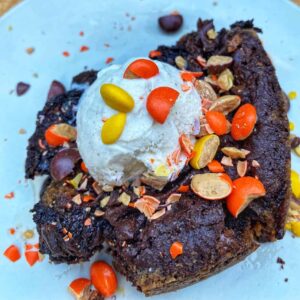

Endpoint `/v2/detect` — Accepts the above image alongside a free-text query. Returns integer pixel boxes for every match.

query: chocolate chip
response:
[158,14,183,33]
[72,70,98,85]
[50,148,81,181]
[16,82,30,96]
[291,135,300,149]
[47,80,66,101]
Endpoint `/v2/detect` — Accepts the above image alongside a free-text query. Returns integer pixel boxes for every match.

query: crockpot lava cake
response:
[26,19,290,296]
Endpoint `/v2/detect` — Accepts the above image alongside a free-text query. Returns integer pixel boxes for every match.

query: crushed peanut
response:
[100,196,110,208]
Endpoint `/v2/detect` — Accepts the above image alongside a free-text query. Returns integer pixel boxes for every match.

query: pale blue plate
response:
[0,0,300,299]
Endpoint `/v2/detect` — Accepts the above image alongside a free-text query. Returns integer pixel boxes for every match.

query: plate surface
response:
[0,0,300,299]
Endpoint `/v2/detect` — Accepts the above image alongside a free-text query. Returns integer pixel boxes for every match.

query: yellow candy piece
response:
[285,222,292,231]
[101,113,126,144]
[291,222,300,237]
[288,91,297,100]
[291,170,300,198]
[100,83,134,113]
[190,134,220,169]
[155,164,171,177]
[289,121,295,131]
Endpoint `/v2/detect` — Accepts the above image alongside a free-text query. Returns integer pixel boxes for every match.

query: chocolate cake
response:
[26,19,290,296]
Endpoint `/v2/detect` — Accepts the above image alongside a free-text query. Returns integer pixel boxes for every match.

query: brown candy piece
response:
[16,82,30,96]
[158,14,183,33]
[50,148,81,181]
[47,80,66,101]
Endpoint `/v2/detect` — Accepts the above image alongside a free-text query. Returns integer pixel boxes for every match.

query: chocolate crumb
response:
[26,47,35,55]
[276,257,285,269]
[19,128,27,135]
[16,82,30,96]
[284,278,288,282]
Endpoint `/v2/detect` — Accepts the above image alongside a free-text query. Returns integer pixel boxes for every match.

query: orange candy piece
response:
[45,123,77,147]
[149,50,162,58]
[25,251,39,266]
[146,87,179,124]
[69,278,91,298]
[170,241,183,259]
[3,245,21,262]
[226,176,266,217]
[231,103,257,141]
[207,160,225,173]
[177,185,190,193]
[90,261,118,297]
[179,134,194,157]
[81,161,88,173]
[82,195,95,202]
[205,111,228,136]
[124,59,159,79]
[180,71,203,82]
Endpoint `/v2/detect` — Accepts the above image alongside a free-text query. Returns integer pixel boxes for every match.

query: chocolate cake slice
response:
[26,19,290,296]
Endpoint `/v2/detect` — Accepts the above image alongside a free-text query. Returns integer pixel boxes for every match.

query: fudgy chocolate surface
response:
[25,71,97,179]
[27,19,290,296]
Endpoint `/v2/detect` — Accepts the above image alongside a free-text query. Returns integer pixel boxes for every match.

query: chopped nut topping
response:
[26,47,35,55]
[237,160,248,177]
[92,181,102,194]
[204,123,214,134]
[221,156,233,167]
[252,160,260,168]
[72,194,82,205]
[166,193,182,204]
[134,195,160,219]
[84,218,92,226]
[207,29,217,40]
[133,186,140,196]
[100,196,110,208]
[102,184,114,192]
[221,147,249,159]
[18,128,27,134]
[78,178,88,190]
[133,186,146,197]
[67,173,83,190]
[23,230,34,240]
[204,75,219,88]
[94,209,105,217]
[118,192,131,206]
[150,208,166,220]
[175,56,187,70]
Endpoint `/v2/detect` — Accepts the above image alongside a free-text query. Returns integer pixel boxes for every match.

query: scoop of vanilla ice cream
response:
[76,58,202,187]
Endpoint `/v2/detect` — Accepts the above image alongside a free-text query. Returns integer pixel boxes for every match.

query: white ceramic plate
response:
[1,0,300,299]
